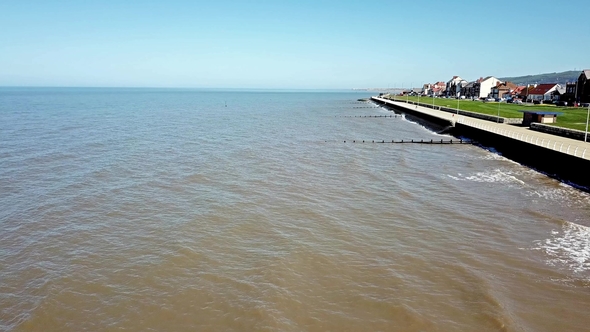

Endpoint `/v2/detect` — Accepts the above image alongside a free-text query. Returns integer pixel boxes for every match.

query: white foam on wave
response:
[446,174,461,181]
[524,184,590,206]
[520,177,590,210]
[447,169,525,185]
[534,221,590,274]
[479,152,506,161]
[477,147,525,166]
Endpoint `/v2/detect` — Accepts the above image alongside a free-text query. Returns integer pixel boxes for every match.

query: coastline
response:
[371,97,590,191]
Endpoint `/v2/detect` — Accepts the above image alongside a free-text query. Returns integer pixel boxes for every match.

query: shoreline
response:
[371,97,590,191]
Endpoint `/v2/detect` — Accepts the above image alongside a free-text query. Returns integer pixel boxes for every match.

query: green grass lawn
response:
[386,96,590,131]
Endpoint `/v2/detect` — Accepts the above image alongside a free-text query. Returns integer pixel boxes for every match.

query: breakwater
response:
[371,97,590,190]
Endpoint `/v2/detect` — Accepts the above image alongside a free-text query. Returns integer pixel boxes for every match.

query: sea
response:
[1,87,589,332]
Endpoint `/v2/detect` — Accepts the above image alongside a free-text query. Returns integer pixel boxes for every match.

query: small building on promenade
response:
[519,110,562,126]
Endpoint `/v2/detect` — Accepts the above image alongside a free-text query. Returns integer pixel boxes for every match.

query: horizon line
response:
[0,85,368,91]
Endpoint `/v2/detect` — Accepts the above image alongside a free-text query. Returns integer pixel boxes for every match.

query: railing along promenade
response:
[371,97,590,161]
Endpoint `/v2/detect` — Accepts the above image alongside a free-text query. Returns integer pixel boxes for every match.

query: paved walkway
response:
[372,97,590,161]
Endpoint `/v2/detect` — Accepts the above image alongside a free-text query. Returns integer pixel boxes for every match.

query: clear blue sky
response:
[1,0,589,89]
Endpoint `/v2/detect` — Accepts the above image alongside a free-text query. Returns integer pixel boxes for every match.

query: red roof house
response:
[527,84,561,101]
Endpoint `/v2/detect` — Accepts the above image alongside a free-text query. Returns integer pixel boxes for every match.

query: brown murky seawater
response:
[1,88,589,331]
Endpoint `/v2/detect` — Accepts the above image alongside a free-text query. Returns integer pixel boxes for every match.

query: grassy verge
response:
[386,96,590,131]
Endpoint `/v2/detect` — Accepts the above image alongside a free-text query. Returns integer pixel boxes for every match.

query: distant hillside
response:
[499,70,579,85]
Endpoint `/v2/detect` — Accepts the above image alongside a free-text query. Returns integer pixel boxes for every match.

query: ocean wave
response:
[447,169,525,185]
[524,184,590,206]
[535,221,590,275]
[478,151,506,160]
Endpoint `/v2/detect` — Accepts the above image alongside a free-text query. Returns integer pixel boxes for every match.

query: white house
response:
[474,76,502,99]
[527,84,561,101]
[446,76,467,97]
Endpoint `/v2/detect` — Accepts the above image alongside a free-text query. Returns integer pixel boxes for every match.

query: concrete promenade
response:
[372,97,590,162]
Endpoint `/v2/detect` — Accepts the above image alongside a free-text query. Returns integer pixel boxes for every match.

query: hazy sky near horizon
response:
[1,0,589,89]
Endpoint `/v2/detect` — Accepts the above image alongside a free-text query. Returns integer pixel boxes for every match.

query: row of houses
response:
[414,70,590,104]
